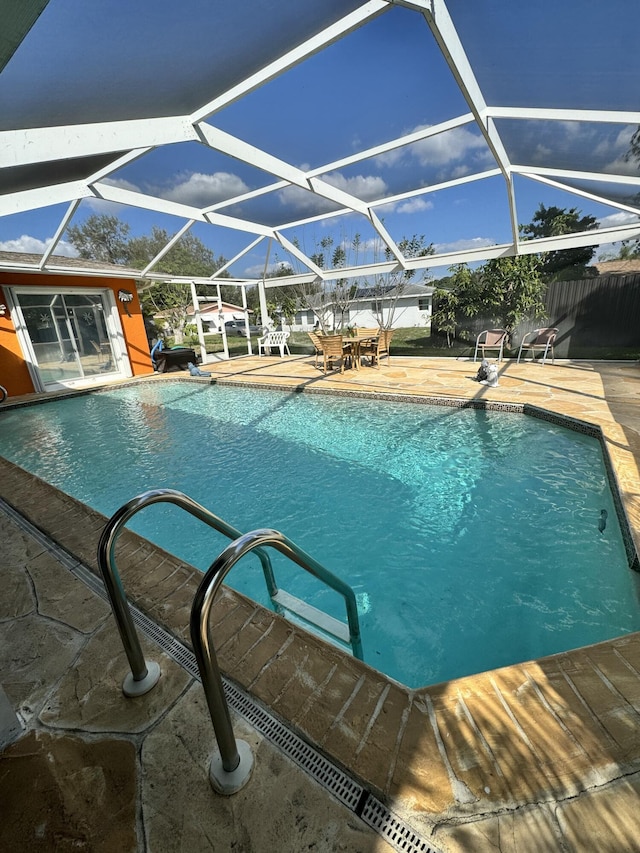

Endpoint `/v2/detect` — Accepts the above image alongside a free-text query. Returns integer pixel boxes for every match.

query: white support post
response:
[218,284,229,360]
[190,281,207,364]
[241,285,252,355]
[258,238,272,332]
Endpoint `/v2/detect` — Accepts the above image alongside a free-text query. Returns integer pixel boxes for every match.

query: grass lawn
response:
[194,328,639,361]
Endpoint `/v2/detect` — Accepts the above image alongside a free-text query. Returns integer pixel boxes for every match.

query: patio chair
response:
[351,328,379,366]
[364,329,394,368]
[307,331,323,368]
[474,329,507,362]
[317,334,351,374]
[258,330,290,357]
[517,327,558,365]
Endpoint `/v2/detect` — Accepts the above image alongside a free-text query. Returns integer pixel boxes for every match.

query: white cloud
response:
[279,172,388,214]
[322,172,388,201]
[242,260,293,278]
[101,177,141,193]
[0,235,79,257]
[396,197,434,215]
[376,125,488,170]
[597,210,640,229]
[433,236,496,254]
[413,126,488,167]
[163,172,250,206]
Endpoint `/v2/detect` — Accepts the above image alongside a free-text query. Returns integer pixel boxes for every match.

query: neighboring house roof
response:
[186,301,248,317]
[591,260,640,277]
[352,282,434,302]
[0,250,143,280]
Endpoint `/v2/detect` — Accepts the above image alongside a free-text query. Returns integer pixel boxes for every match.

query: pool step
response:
[271,590,350,644]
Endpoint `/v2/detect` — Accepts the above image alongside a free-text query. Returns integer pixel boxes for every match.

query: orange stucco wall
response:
[0,271,153,397]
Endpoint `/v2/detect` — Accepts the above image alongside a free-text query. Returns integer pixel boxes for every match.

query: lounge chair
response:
[517,327,558,365]
[474,329,507,362]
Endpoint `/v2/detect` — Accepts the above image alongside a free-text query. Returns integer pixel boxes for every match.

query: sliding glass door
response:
[11,288,128,390]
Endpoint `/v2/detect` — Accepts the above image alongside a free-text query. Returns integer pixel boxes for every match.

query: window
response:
[418,297,431,311]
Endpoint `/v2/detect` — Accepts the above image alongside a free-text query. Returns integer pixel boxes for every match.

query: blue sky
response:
[1,1,639,280]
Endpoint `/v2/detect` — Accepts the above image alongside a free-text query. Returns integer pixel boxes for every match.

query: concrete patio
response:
[2,354,640,852]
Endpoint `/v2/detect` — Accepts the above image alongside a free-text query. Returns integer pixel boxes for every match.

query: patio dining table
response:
[344,332,378,370]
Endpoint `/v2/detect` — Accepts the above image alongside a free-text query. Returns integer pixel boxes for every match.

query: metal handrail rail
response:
[191,528,363,787]
[97,487,363,697]
[96,488,278,694]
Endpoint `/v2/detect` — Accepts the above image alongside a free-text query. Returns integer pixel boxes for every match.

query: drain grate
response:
[1,499,441,853]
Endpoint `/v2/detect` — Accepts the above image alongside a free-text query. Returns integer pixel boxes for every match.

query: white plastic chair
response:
[258,330,291,357]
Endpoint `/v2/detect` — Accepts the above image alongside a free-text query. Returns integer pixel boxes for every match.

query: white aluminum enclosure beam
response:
[368,210,405,266]
[190,0,390,122]
[196,124,310,189]
[39,199,81,268]
[0,181,94,216]
[89,181,276,238]
[210,237,266,279]
[524,173,640,218]
[514,166,640,187]
[198,124,370,216]
[141,220,195,277]
[91,182,209,222]
[486,107,640,125]
[369,169,502,212]
[304,113,475,177]
[275,233,325,278]
[422,0,519,243]
[0,117,199,168]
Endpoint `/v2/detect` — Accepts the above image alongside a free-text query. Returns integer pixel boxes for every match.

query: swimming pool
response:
[2,382,638,688]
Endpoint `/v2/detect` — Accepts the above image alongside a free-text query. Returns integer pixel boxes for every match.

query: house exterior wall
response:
[347,295,432,329]
[194,304,252,333]
[289,295,432,332]
[0,271,153,397]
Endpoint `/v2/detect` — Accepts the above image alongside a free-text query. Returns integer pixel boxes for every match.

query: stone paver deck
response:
[2,354,640,851]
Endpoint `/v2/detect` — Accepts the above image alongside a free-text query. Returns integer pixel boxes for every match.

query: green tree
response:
[432,255,546,346]
[131,228,230,343]
[616,240,640,259]
[520,204,598,280]
[66,214,131,264]
[66,216,229,343]
[262,264,299,326]
[478,255,546,338]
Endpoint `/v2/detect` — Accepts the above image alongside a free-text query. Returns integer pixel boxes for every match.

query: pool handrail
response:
[191,527,363,789]
[97,487,363,698]
[96,487,279,695]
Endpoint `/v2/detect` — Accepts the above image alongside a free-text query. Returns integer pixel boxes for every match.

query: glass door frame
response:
[8,285,132,392]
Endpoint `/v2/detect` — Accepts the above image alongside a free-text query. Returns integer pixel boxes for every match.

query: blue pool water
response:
[1,383,639,688]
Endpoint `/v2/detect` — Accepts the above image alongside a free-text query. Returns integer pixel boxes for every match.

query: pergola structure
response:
[2,0,640,301]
